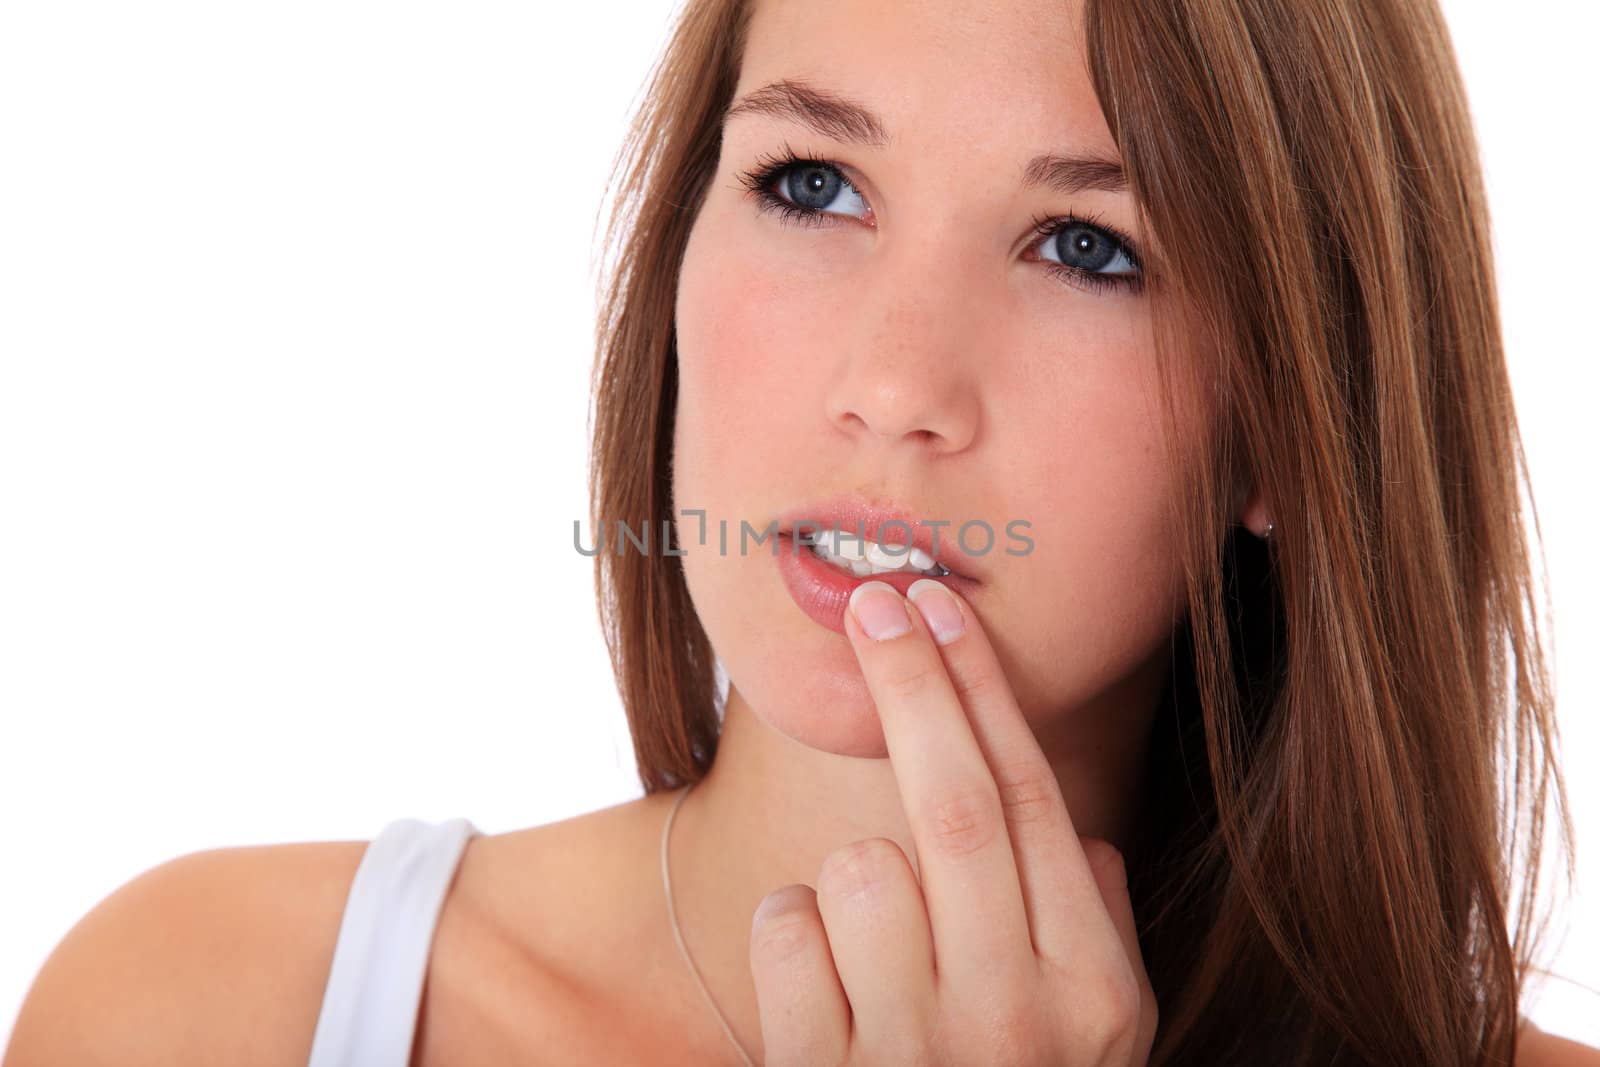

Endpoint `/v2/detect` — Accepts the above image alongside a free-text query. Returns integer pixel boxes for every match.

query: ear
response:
[1227,440,1273,538]
[1239,483,1272,538]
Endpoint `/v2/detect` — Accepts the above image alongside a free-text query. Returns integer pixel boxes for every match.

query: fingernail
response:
[907,579,965,645]
[849,580,912,640]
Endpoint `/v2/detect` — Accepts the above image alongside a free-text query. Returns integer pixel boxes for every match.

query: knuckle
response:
[991,762,1064,830]
[818,837,903,899]
[880,659,943,702]
[948,662,998,704]
[750,888,818,961]
[921,784,1001,859]
[1076,965,1143,1047]
[752,914,812,961]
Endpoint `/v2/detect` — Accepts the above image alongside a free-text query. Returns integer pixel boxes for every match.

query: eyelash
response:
[733,145,1145,297]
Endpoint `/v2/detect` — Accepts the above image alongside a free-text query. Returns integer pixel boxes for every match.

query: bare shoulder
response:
[405,802,635,1062]
[4,836,370,1067]
[1520,1019,1600,1067]
[411,791,727,1065]
[439,791,676,993]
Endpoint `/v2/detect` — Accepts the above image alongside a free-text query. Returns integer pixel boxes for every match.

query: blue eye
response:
[1035,221,1139,277]
[734,146,1145,296]
[736,150,869,226]
[777,160,870,219]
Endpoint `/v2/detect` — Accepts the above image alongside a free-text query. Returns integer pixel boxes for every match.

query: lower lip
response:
[774,533,979,636]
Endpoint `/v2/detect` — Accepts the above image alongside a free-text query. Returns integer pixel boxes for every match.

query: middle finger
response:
[843,579,1036,992]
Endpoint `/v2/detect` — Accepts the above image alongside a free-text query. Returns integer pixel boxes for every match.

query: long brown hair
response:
[585,0,1572,1061]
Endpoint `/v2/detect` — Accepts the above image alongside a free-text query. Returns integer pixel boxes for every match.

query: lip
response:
[775,532,983,636]
[773,496,986,637]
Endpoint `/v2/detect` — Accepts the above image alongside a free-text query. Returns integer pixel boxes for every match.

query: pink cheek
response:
[674,255,808,470]
[685,254,811,387]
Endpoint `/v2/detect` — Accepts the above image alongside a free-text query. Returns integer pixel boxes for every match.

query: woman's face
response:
[673,0,1196,758]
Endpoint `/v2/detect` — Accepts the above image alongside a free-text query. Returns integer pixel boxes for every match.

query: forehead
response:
[735,0,1116,160]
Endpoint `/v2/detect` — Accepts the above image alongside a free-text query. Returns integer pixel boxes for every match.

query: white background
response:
[2,0,1596,1051]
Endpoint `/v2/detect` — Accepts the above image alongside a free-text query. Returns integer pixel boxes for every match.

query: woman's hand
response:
[748,578,1158,1066]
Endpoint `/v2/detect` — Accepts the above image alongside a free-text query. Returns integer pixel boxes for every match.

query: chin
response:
[681,540,895,758]
[722,603,899,758]
[737,661,896,759]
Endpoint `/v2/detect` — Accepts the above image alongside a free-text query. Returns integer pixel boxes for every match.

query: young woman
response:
[6,0,1596,1063]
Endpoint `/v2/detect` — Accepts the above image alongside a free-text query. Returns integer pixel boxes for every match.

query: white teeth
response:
[800,528,949,578]
[865,542,906,568]
[816,529,865,561]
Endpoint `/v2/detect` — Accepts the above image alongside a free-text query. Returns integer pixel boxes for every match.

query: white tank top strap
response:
[306,816,479,1067]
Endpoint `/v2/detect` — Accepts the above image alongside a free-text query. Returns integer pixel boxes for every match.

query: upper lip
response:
[775,494,985,581]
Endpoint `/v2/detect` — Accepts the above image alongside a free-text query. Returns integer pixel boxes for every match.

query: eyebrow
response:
[722,79,1130,196]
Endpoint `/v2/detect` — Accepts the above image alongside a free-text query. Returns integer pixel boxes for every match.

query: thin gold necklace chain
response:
[661,781,758,1066]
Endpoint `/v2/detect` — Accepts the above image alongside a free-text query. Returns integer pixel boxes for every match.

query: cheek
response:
[673,213,803,493]
[673,205,866,522]
[978,328,1188,716]
[674,208,831,403]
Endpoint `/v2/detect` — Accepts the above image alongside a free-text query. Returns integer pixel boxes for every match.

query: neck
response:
[664,658,1164,1062]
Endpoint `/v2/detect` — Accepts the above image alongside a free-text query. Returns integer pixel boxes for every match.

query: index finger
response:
[843,578,1035,990]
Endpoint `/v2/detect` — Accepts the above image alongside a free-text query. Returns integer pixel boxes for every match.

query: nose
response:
[823,242,983,457]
